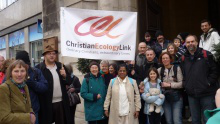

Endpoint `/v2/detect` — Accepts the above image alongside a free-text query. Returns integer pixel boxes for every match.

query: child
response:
[173,38,186,60]
[173,38,183,49]
[141,67,165,124]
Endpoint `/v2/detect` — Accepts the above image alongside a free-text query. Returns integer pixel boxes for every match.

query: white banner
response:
[60,7,137,60]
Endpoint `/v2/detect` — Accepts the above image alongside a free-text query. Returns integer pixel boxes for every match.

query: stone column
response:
[24,27,29,52]
[5,35,9,59]
[98,0,137,11]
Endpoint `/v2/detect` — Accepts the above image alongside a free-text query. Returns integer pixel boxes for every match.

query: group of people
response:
[0,19,219,124]
[80,19,220,124]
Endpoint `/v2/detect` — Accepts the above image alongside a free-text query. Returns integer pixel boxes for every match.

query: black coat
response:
[69,75,81,94]
[133,58,158,85]
[181,48,218,97]
[36,61,71,124]
[153,39,170,58]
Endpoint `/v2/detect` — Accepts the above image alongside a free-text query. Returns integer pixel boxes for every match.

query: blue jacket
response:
[26,67,48,114]
[141,78,165,115]
[80,73,107,121]
[2,67,48,114]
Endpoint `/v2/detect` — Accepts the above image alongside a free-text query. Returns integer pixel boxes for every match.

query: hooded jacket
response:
[80,73,107,121]
[141,78,165,115]
[181,48,218,97]
[199,28,220,54]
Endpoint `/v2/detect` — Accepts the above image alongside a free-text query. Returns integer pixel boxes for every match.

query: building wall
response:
[0,0,42,31]
[158,0,208,40]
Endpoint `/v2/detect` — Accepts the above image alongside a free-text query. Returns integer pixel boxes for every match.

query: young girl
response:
[173,38,186,59]
[173,38,183,49]
[141,67,165,124]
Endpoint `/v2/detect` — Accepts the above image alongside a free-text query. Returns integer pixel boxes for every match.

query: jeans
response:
[35,113,38,124]
[163,98,183,124]
[188,95,216,124]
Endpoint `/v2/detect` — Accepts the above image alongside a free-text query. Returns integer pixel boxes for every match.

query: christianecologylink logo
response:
[74,16,123,39]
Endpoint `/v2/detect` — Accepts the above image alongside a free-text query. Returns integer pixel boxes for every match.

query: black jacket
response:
[69,75,81,94]
[36,61,71,124]
[133,58,158,85]
[181,48,218,97]
[153,39,170,58]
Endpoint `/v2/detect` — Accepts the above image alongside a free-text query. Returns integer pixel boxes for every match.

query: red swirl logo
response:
[74,16,123,39]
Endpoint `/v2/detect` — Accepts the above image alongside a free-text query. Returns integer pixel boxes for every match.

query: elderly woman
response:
[80,61,107,124]
[100,60,114,86]
[158,52,183,124]
[104,64,141,124]
[0,60,36,124]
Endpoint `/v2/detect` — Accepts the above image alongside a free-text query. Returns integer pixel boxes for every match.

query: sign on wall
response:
[60,7,137,60]
[37,19,43,33]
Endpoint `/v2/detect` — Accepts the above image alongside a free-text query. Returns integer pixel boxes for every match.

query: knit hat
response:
[89,61,100,70]
[178,32,189,41]
[155,30,163,38]
[145,32,151,37]
[16,51,30,65]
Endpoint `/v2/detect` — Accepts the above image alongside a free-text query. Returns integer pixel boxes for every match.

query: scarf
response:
[100,70,108,77]
[11,78,26,89]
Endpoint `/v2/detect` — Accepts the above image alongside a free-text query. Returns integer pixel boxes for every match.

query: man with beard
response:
[181,35,218,124]
[199,19,220,54]
[153,30,170,58]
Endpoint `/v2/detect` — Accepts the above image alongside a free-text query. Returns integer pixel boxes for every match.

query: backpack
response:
[84,73,104,92]
[111,77,136,94]
[111,77,134,87]
[181,49,208,62]
[160,65,178,82]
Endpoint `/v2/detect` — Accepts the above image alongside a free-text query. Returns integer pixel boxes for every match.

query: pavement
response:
[74,96,192,124]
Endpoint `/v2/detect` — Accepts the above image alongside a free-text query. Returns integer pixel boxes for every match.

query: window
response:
[0,0,17,10]
[9,44,24,58]
[30,40,43,66]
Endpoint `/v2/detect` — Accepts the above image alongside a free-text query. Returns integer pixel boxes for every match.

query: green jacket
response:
[80,73,107,121]
[0,80,33,124]
[204,108,220,124]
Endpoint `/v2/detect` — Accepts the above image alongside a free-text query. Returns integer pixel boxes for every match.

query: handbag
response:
[164,90,181,103]
[68,91,81,106]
